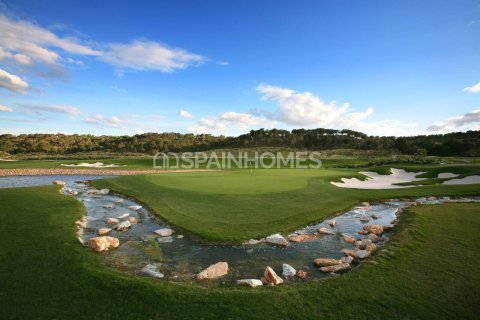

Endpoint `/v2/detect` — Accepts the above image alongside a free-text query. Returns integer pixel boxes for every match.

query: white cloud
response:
[255,83,416,136]
[0,14,100,67]
[188,111,276,135]
[100,40,206,72]
[0,68,29,93]
[179,109,193,118]
[427,109,480,132]
[463,82,480,93]
[0,105,13,112]
[83,113,161,131]
[15,103,81,118]
[0,14,208,80]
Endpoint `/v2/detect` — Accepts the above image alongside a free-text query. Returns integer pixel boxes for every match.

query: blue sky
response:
[0,0,479,136]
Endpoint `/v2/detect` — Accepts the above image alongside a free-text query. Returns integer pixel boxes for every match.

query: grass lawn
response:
[0,186,479,319]
[92,168,480,242]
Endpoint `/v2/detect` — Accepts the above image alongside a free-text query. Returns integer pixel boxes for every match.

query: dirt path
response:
[0,168,218,176]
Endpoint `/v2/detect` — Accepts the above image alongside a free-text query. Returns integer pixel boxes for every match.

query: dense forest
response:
[0,128,479,157]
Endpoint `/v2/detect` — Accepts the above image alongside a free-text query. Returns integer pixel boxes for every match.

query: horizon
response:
[0,0,479,137]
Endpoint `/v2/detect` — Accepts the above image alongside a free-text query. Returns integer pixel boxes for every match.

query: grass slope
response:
[0,186,479,319]
[93,169,480,242]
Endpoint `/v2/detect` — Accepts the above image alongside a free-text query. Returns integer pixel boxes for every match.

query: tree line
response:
[0,128,478,157]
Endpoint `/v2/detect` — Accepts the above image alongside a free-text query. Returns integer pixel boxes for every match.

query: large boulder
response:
[318,227,334,235]
[363,224,384,235]
[237,279,263,287]
[107,218,119,225]
[264,266,283,285]
[289,234,317,243]
[115,220,131,231]
[368,233,379,243]
[343,234,356,244]
[296,269,308,279]
[319,263,351,273]
[97,228,112,236]
[196,262,229,280]
[154,228,174,237]
[282,263,296,277]
[88,236,120,252]
[266,234,288,246]
[355,250,370,259]
[314,258,342,267]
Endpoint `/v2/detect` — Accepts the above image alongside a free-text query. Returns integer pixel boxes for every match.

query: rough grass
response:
[0,186,479,319]
[93,168,480,242]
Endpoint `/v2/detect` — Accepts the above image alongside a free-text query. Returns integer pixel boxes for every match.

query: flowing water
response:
[1,175,478,287]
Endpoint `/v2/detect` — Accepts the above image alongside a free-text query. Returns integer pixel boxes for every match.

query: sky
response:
[0,0,479,137]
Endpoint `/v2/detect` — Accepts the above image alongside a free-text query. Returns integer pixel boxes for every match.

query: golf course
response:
[1,158,480,319]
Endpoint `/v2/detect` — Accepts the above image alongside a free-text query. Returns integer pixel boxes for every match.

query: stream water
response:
[1,175,478,286]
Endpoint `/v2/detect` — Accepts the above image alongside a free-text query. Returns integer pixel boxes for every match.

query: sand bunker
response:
[443,175,480,185]
[61,162,126,168]
[437,173,458,179]
[331,168,426,189]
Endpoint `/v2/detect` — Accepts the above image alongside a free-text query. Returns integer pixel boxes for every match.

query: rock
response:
[196,262,229,280]
[363,224,384,235]
[237,279,263,287]
[266,234,288,246]
[355,250,370,259]
[357,230,368,235]
[341,248,357,257]
[52,180,65,185]
[343,234,356,244]
[366,243,377,253]
[340,256,354,264]
[154,228,174,237]
[368,233,379,243]
[328,219,336,227]
[128,205,142,210]
[141,264,164,278]
[289,234,317,242]
[97,228,112,235]
[318,227,334,235]
[361,202,370,206]
[264,266,283,285]
[319,263,351,273]
[115,220,131,231]
[355,238,372,249]
[157,236,173,243]
[75,216,87,229]
[117,213,130,219]
[383,224,395,230]
[296,269,308,279]
[314,258,342,267]
[282,263,296,277]
[177,235,184,239]
[128,217,138,224]
[103,204,114,209]
[371,214,379,219]
[88,236,119,252]
[96,189,110,195]
[107,218,119,225]
[114,198,124,203]
[244,239,261,245]
[359,215,370,222]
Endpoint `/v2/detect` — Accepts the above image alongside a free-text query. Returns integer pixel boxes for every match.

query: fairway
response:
[1,186,479,319]
[93,168,480,242]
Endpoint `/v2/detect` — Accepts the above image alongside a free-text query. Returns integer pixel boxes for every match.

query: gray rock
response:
[355,250,370,259]
[237,279,263,287]
[141,264,164,278]
[115,220,131,231]
[154,228,174,237]
[266,234,288,246]
[282,263,296,277]
[340,256,354,264]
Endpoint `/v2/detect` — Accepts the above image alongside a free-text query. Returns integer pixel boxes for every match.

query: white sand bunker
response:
[331,168,426,189]
[443,175,480,185]
[61,162,126,168]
